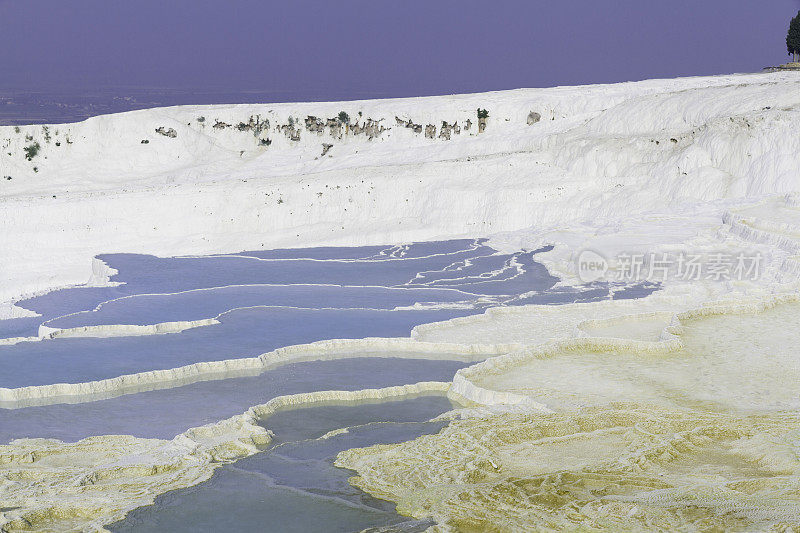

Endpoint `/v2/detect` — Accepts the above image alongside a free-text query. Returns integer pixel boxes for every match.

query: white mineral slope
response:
[2,72,800,308]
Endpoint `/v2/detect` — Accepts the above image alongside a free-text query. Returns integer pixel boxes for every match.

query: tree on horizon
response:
[787,11,800,63]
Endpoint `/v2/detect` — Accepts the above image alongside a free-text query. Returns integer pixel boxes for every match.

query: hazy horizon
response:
[2,0,799,101]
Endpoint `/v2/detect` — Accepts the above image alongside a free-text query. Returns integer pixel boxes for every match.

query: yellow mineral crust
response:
[337,407,800,532]
[336,296,800,531]
[0,435,213,532]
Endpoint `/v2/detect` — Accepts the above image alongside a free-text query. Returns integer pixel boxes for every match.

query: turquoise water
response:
[110,395,457,532]
[0,358,467,442]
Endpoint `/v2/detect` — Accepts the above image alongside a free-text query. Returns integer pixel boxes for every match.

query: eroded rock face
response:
[279,119,302,142]
[478,117,487,133]
[361,118,385,139]
[326,118,343,138]
[166,109,471,151]
[527,111,542,125]
[389,115,474,140]
[396,116,422,134]
[155,127,177,138]
[439,121,452,140]
[235,115,270,137]
[305,116,326,134]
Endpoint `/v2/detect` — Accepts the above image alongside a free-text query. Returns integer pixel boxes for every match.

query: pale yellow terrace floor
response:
[474,302,800,413]
[338,299,800,531]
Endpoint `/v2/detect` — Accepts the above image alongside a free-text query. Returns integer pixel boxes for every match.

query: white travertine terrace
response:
[3,71,800,530]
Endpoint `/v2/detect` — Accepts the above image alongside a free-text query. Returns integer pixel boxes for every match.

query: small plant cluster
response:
[477,108,489,119]
[24,142,41,161]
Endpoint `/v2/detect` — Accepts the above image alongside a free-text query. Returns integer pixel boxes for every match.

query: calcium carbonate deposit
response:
[2,71,800,531]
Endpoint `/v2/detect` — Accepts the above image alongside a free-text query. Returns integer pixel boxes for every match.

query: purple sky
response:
[1,0,799,99]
